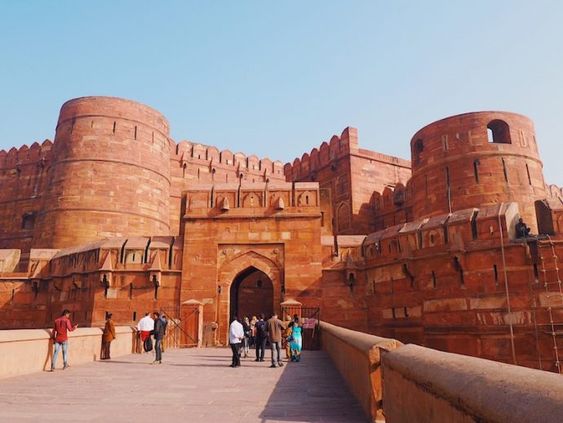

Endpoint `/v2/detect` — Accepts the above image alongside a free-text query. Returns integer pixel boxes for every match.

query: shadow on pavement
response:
[258,351,368,423]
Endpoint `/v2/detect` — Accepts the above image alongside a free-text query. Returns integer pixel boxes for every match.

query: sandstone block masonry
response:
[1,96,563,373]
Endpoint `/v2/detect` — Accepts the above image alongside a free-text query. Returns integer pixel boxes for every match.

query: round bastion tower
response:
[33,96,171,249]
[409,111,546,232]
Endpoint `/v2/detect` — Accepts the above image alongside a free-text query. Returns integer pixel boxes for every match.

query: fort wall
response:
[168,141,286,235]
[0,237,183,329]
[318,201,563,372]
[284,127,411,234]
[2,98,563,373]
[0,140,53,252]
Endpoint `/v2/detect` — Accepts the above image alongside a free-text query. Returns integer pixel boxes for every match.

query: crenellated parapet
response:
[362,202,520,263]
[546,183,563,201]
[0,139,53,170]
[172,140,285,178]
[284,127,410,182]
[372,182,412,230]
[284,127,358,181]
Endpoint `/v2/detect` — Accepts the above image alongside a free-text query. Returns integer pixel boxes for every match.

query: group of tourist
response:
[49,310,168,371]
[229,313,303,368]
[136,312,169,364]
[49,308,301,371]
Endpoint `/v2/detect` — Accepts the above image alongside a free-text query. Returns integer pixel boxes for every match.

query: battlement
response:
[284,127,410,181]
[0,139,53,169]
[284,127,357,181]
[172,140,285,177]
[47,236,182,279]
[547,183,563,201]
[362,202,520,262]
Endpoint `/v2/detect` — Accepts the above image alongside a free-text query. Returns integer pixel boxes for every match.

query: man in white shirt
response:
[229,316,244,368]
[137,312,154,352]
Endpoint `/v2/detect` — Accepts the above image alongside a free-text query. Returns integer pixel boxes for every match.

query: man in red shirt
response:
[50,309,78,371]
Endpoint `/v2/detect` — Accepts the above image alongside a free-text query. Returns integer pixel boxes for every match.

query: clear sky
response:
[1,1,562,183]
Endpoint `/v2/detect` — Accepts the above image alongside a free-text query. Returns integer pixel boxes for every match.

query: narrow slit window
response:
[134,126,138,140]
[112,121,116,133]
[493,264,499,286]
[473,160,480,183]
[526,163,532,185]
[445,166,452,212]
[502,158,509,182]
[431,271,437,288]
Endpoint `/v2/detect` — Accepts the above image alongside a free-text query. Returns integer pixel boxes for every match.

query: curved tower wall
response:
[33,96,171,248]
[409,112,545,231]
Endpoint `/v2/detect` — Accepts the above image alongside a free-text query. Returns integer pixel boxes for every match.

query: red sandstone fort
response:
[1,96,563,373]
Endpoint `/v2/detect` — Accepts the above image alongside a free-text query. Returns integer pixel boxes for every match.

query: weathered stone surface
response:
[1,98,563,374]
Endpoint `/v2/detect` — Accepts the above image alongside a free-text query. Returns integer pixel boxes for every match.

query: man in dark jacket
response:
[254,314,267,362]
[159,314,168,352]
[152,312,165,364]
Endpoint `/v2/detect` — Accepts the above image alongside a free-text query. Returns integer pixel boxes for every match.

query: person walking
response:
[242,316,251,358]
[159,313,168,353]
[100,313,116,360]
[50,309,78,371]
[254,314,267,362]
[137,312,154,353]
[229,316,244,367]
[152,312,165,364]
[249,315,257,347]
[284,321,294,360]
[267,313,285,368]
[290,319,303,362]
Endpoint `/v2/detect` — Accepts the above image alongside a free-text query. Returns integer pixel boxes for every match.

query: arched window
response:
[413,139,424,164]
[487,120,511,144]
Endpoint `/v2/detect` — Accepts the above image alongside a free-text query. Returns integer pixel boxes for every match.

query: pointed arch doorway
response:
[229,266,274,321]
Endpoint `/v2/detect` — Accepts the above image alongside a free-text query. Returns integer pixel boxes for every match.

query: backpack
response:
[255,320,267,338]
[143,336,153,352]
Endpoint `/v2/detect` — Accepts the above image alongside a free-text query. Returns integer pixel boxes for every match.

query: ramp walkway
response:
[0,348,367,423]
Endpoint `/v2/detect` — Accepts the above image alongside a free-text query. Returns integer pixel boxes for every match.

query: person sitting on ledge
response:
[515,218,531,239]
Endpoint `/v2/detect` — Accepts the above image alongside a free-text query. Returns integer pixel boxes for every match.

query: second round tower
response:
[409,111,546,232]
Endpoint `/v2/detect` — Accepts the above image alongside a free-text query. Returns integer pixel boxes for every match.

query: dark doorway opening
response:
[229,266,274,321]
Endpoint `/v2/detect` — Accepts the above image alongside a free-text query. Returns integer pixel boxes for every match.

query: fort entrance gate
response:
[229,266,274,320]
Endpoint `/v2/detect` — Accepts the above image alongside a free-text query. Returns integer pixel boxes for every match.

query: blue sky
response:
[1,1,562,183]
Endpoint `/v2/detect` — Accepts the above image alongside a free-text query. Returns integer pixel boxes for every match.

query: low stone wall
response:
[382,344,563,423]
[320,321,403,422]
[0,326,137,379]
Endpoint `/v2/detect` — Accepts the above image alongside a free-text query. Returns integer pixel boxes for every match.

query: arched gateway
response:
[181,181,324,346]
[229,266,274,321]
[215,250,283,343]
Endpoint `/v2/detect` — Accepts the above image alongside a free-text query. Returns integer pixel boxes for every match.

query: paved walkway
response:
[0,348,367,423]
